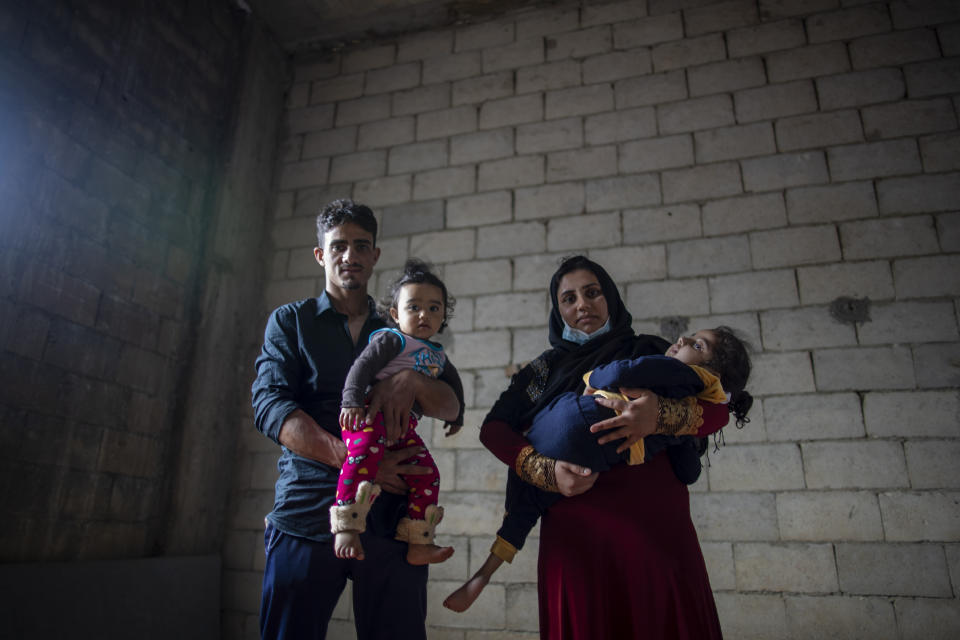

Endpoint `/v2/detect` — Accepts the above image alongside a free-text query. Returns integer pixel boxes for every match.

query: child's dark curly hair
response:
[704,326,753,427]
[382,258,456,333]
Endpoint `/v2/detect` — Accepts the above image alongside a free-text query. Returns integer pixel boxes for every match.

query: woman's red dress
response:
[537,453,723,639]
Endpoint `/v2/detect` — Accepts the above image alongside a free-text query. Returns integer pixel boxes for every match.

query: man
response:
[252,199,462,639]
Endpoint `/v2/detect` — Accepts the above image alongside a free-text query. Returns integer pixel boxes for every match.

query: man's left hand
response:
[366,369,420,442]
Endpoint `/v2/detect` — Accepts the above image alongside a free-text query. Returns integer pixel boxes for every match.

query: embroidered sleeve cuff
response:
[515,445,559,492]
[515,445,535,477]
[656,396,703,436]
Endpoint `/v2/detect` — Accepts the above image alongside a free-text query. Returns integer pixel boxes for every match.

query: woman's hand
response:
[554,460,597,497]
[589,389,659,454]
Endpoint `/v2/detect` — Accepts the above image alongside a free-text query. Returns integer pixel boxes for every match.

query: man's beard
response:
[338,272,362,290]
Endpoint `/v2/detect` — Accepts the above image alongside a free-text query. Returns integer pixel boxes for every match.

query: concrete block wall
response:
[0,0,254,565]
[232,0,960,637]
[1,2,288,636]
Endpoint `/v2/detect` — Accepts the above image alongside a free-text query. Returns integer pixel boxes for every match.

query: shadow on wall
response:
[2,555,220,640]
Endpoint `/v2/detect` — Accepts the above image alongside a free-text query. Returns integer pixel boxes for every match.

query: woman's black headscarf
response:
[486,255,669,429]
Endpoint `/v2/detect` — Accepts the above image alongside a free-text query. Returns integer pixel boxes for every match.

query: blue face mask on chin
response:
[562,318,612,345]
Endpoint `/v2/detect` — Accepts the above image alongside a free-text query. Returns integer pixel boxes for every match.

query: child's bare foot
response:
[443,573,490,612]
[334,531,364,560]
[406,543,454,565]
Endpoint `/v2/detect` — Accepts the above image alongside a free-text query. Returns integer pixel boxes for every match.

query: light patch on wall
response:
[659,316,689,342]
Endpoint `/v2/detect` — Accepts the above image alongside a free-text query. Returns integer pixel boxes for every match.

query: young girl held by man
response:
[332,259,463,566]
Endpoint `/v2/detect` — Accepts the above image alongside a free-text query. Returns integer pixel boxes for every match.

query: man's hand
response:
[555,460,597,497]
[375,445,431,494]
[366,370,419,442]
[278,409,348,468]
[589,389,659,453]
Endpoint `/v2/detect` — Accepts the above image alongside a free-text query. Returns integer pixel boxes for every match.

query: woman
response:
[479,256,727,639]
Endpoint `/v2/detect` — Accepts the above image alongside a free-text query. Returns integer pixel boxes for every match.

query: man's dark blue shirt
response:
[251,291,407,541]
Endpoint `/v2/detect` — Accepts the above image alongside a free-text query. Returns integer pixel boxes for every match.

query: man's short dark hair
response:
[316,199,378,246]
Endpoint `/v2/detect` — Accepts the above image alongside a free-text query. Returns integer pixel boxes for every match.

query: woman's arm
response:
[478,358,541,465]
[697,400,729,437]
[480,354,597,497]
[481,419,597,497]
[479,419,529,466]
[589,394,728,452]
